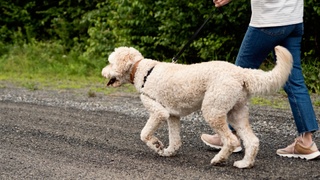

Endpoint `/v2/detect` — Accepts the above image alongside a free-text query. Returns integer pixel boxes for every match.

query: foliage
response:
[315,99,320,107]
[301,57,320,93]
[84,0,320,64]
[0,0,104,50]
[0,0,319,93]
[303,0,320,59]
[81,1,116,58]
[84,0,250,63]
[1,0,319,62]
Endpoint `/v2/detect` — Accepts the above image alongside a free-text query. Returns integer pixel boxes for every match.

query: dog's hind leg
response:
[140,94,169,156]
[162,115,182,156]
[201,84,243,165]
[227,98,259,168]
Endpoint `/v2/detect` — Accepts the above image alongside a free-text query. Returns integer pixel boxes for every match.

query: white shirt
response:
[250,0,304,27]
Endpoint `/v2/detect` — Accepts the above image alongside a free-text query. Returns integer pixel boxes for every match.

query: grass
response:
[0,72,136,96]
[21,82,38,91]
[88,89,96,98]
[0,41,136,96]
[251,96,289,109]
[0,41,105,79]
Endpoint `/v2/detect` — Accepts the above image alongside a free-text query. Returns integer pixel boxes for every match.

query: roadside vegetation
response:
[0,0,319,105]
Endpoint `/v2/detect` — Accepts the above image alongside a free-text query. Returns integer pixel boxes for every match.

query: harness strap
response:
[142,67,155,88]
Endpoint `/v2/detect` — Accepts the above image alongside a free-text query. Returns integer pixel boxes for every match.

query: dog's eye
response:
[110,78,116,83]
[107,78,116,86]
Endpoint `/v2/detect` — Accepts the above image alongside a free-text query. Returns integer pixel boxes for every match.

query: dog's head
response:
[101,47,144,87]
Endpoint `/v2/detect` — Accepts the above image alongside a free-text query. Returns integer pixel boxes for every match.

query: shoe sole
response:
[201,136,242,153]
[277,151,320,160]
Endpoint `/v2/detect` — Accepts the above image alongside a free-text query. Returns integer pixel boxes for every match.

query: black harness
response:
[141,67,155,88]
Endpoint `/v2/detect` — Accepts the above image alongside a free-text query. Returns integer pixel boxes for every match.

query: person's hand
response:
[213,0,232,7]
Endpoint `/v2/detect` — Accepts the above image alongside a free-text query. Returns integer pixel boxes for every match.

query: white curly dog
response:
[101,46,293,168]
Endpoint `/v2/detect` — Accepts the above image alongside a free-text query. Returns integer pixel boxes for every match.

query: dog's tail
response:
[243,46,293,94]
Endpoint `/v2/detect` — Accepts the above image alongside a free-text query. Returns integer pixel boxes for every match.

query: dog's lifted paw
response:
[151,140,165,155]
[233,160,253,169]
[152,140,163,149]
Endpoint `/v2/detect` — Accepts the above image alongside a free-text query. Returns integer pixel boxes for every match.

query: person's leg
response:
[202,24,319,159]
[275,23,319,159]
[233,24,318,138]
[277,23,319,138]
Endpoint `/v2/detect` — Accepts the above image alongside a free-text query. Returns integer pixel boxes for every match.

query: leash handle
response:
[172,8,217,63]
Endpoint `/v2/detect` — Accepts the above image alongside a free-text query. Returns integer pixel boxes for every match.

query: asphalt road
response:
[1,98,320,179]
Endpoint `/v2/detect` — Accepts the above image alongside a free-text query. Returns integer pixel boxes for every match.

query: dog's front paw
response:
[210,155,226,165]
[161,148,177,157]
[233,160,253,169]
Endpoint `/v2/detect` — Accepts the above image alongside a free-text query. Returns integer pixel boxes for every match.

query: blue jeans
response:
[229,23,319,135]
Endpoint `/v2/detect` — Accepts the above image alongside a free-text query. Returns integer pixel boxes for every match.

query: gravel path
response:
[1,83,320,179]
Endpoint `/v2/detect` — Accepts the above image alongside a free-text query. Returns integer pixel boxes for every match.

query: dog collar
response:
[130,60,142,84]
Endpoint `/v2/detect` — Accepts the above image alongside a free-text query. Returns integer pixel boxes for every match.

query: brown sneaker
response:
[201,133,242,152]
[276,139,320,160]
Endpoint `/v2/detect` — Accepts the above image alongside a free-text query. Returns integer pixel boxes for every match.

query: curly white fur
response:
[102,46,293,168]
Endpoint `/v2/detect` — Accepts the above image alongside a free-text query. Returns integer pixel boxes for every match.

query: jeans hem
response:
[297,128,319,136]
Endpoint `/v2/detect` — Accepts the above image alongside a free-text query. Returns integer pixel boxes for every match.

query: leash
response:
[172,7,229,63]
[172,8,217,63]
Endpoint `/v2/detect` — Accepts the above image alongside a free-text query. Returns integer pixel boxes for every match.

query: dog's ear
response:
[110,47,144,75]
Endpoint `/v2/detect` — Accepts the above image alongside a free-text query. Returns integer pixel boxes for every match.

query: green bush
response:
[82,0,320,93]
[303,0,320,60]
[0,0,319,93]
[302,57,320,94]
[1,0,319,63]
[84,0,251,63]
[0,0,104,50]
[84,0,320,64]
